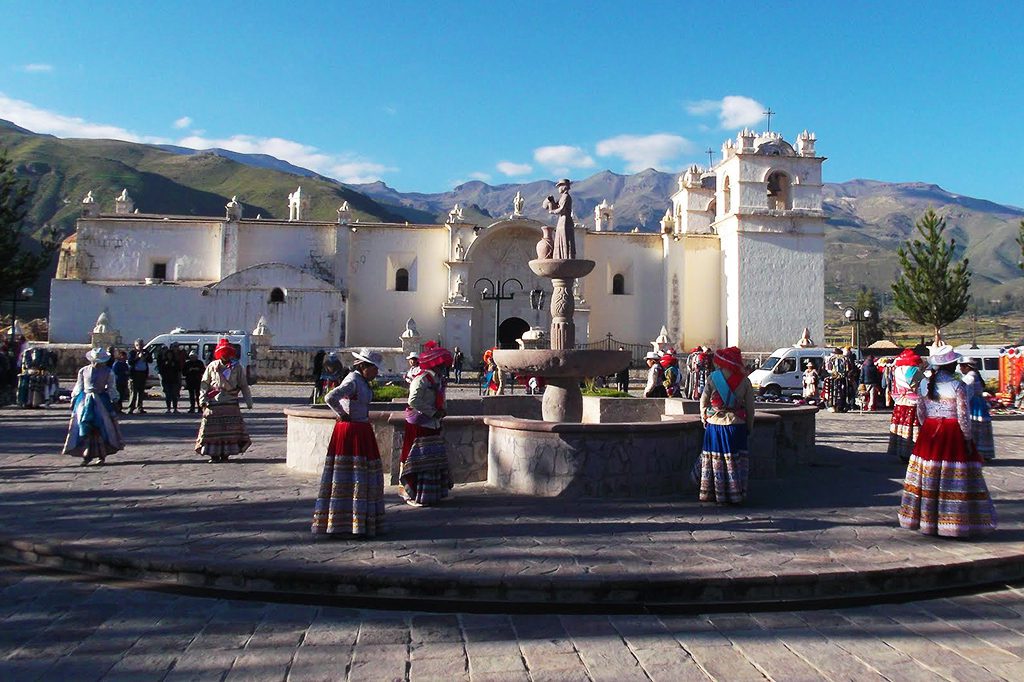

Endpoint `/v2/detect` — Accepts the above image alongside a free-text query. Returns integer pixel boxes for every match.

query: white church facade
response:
[50,129,826,356]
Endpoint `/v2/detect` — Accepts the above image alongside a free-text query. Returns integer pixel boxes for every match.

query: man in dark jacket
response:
[157,343,184,413]
[182,351,206,414]
[127,338,152,414]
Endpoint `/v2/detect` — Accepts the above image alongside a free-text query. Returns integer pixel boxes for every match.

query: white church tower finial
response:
[115,188,134,215]
[288,187,309,221]
[593,199,614,232]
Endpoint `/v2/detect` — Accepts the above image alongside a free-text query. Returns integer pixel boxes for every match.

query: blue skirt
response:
[699,423,749,504]
[969,395,994,460]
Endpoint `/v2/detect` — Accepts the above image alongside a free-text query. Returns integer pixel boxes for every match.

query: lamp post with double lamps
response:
[837,303,874,360]
[475,277,523,348]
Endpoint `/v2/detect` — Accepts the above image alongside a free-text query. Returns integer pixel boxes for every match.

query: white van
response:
[748,347,840,397]
[144,329,257,385]
[952,345,1002,385]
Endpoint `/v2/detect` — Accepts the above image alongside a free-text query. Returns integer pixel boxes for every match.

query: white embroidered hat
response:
[928,344,961,367]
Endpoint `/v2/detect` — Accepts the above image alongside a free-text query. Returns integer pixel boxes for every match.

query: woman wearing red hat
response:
[399,341,454,507]
[195,339,252,463]
[697,346,755,504]
[887,349,924,462]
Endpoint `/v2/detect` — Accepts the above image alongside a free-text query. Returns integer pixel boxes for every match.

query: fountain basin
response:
[528,258,595,279]
[492,349,631,378]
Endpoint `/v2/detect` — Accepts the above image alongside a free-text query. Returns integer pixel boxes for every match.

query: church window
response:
[766,171,792,210]
[269,287,286,303]
[151,262,167,280]
[721,176,731,214]
[612,273,625,295]
[395,268,410,292]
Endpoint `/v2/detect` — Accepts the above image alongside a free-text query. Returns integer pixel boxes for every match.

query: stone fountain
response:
[493,178,630,423]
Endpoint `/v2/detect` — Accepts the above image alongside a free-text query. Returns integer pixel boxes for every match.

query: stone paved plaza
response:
[2,386,1024,679]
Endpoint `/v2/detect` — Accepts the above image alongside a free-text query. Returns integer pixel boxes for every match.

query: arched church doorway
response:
[497,317,530,349]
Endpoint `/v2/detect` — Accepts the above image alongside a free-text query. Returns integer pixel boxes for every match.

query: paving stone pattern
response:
[0,386,1022,607]
[3,564,1024,680]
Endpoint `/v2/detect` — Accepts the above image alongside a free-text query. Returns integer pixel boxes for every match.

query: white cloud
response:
[496,161,532,176]
[0,92,168,143]
[20,63,54,73]
[533,145,595,171]
[177,133,397,184]
[469,171,491,182]
[382,105,397,116]
[686,95,766,129]
[595,133,694,173]
[173,116,192,129]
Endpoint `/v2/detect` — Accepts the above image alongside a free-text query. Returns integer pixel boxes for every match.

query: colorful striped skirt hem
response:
[898,417,996,538]
[887,403,918,462]
[312,421,384,537]
[698,423,749,504]
[399,424,452,506]
[195,403,251,458]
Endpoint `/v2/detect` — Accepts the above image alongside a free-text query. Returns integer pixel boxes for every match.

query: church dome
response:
[754,138,796,156]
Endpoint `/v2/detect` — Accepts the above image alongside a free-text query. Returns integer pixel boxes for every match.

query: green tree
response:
[0,149,59,306]
[891,209,971,345]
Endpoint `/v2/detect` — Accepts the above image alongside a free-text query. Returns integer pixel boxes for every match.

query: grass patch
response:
[372,384,409,401]
[582,387,631,398]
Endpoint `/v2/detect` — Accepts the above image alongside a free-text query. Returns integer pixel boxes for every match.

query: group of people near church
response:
[62,339,254,466]
[643,347,714,399]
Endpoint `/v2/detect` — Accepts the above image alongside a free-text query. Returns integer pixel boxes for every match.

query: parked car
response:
[748,347,842,397]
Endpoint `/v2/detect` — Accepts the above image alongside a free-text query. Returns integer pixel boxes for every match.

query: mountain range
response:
[2,119,1022,318]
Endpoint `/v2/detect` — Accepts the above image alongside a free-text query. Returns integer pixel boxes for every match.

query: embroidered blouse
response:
[891,366,923,406]
[324,371,373,423]
[962,372,984,403]
[200,360,253,408]
[407,369,444,430]
[916,370,971,438]
[73,364,119,402]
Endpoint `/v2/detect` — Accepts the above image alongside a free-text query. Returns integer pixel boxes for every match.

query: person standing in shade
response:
[111,350,130,414]
[898,345,996,537]
[126,338,151,414]
[615,347,630,394]
[698,347,755,505]
[311,349,326,403]
[312,349,386,538]
[399,341,454,507]
[887,349,923,462]
[452,347,464,384]
[643,352,667,398]
[195,339,253,463]
[157,343,184,414]
[960,356,994,461]
[63,348,125,466]
[182,351,206,414]
[859,356,881,411]
[801,360,820,403]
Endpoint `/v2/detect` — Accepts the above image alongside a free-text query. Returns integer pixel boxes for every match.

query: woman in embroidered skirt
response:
[898,345,996,538]
[195,339,253,463]
[960,356,994,461]
[399,341,454,507]
[887,349,923,463]
[311,349,386,538]
[698,347,756,504]
[63,347,125,466]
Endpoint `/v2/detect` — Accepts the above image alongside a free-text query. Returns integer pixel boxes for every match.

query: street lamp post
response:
[475,277,523,348]
[10,287,34,331]
[837,304,874,360]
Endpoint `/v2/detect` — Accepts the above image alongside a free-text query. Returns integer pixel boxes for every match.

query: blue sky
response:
[2,1,1022,205]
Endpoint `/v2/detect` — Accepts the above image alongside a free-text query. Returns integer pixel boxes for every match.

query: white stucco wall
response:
[582,231,665,346]
[345,225,449,348]
[718,225,824,352]
[76,218,223,281]
[682,235,723,349]
[49,265,344,347]
[236,221,337,277]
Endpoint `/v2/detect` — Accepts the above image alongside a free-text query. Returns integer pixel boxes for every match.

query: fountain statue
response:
[493,178,630,422]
